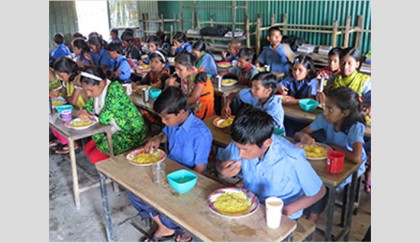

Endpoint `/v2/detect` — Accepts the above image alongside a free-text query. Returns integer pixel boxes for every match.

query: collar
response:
[242,63,253,73]
[176,112,194,133]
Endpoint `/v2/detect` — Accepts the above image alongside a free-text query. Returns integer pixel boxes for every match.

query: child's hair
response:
[340,47,362,63]
[150,50,167,64]
[231,106,275,148]
[153,86,189,115]
[53,33,65,44]
[105,42,124,54]
[328,47,342,57]
[156,30,166,43]
[80,66,106,86]
[192,40,206,52]
[293,55,316,80]
[174,50,197,68]
[72,32,86,40]
[71,38,90,52]
[229,39,243,52]
[267,26,281,37]
[326,87,365,133]
[146,35,162,47]
[237,47,254,61]
[252,72,278,96]
[110,28,119,36]
[122,28,134,36]
[173,31,187,44]
[88,32,101,39]
[53,56,81,82]
[88,35,106,49]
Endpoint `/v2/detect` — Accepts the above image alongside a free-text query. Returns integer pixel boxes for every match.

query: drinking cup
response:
[265,197,284,229]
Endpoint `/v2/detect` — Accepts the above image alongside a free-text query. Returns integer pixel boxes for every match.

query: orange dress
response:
[181,67,214,120]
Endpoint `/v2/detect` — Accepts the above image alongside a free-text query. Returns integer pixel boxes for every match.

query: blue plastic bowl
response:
[55,104,73,114]
[298,99,319,112]
[149,88,162,100]
[166,169,198,194]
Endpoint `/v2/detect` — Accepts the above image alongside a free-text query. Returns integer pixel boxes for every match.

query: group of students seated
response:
[49,26,371,242]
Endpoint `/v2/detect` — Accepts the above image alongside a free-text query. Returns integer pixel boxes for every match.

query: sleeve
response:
[216,142,242,162]
[83,97,94,113]
[118,59,132,80]
[278,78,291,88]
[361,78,372,97]
[309,114,326,132]
[294,156,324,196]
[250,67,259,79]
[308,78,319,96]
[348,123,366,144]
[207,56,218,76]
[185,43,192,52]
[238,88,254,104]
[194,72,208,84]
[227,66,239,76]
[191,129,213,165]
[257,48,267,64]
[276,45,289,63]
[98,83,126,125]
[265,97,285,130]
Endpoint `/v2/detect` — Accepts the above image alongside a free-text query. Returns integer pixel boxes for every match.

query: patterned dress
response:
[83,82,147,155]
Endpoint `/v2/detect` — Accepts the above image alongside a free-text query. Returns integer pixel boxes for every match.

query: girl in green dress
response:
[78,66,147,164]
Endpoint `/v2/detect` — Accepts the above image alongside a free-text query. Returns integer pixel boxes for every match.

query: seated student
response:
[256,26,294,76]
[106,42,132,95]
[317,47,371,105]
[171,31,192,56]
[165,51,214,120]
[87,35,114,70]
[137,35,170,71]
[135,50,170,90]
[221,39,242,62]
[121,30,142,61]
[222,72,285,131]
[71,37,94,68]
[315,47,342,84]
[128,86,212,242]
[77,66,147,164]
[156,30,171,57]
[220,47,259,87]
[216,106,326,221]
[277,55,318,105]
[192,40,218,77]
[50,32,72,66]
[108,28,121,44]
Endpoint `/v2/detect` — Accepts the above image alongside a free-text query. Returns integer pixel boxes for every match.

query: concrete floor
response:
[49,144,371,242]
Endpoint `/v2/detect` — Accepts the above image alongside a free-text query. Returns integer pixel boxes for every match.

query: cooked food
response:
[214,192,251,215]
[302,144,326,158]
[365,114,371,124]
[140,64,149,69]
[222,79,236,85]
[218,63,232,68]
[167,57,175,63]
[132,153,161,164]
[219,117,233,128]
[52,100,65,107]
[70,120,93,128]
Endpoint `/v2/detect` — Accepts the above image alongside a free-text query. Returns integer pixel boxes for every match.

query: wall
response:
[49,1,78,51]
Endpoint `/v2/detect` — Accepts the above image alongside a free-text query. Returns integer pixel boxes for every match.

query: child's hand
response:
[78,109,93,121]
[218,160,241,178]
[278,86,289,95]
[145,136,161,153]
[300,133,315,145]
[316,71,329,80]
[221,50,227,60]
[221,105,232,118]
[316,92,326,105]
[165,77,178,87]
[137,59,144,66]
[255,62,260,68]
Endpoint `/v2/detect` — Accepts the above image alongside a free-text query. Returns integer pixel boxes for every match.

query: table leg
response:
[68,138,80,210]
[325,185,336,241]
[283,232,293,242]
[99,172,114,242]
[106,131,114,157]
[343,171,358,241]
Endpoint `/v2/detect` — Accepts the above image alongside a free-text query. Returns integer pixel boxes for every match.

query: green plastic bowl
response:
[298,99,319,112]
[166,169,198,194]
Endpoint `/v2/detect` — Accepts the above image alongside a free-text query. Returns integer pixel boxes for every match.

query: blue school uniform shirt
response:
[278,76,318,99]
[310,114,367,189]
[228,64,259,86]
[238,89,285,130]
[257,44,290,75]
[197,52,218,77]
[163,113,212,170]
[226,53,238,62]
[91,48,114,70]
[112,55,132,84]
[109,38,122,45]
[174,42,192,55]
[51,44,72,61]
[216,135,323,220]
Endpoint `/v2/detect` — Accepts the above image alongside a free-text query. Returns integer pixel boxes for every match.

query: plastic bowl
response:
[149,88,162,100]
[298,99,319,112]
[56,104,73,114]
[166,169,198,194]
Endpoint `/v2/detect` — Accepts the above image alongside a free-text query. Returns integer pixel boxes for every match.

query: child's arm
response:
[216,160,242,178]
[283,184,326,217]
[222,92,238,117]
[330,142,364,164]
[294,125,316,144]
[144,132,168,153]
[193,164,207,174]
[188,82,204,105]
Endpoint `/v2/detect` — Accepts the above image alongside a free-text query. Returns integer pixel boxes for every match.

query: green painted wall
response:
[49,1,79,51]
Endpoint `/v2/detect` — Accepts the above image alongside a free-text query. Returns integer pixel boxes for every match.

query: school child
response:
[156,30,171,56]
[220,47,259,86]
[165,51,214,120]
[137,50,170,90]
[256,26,292,75]
[295,87,367,191]
[108,28,121,44]
[137,35,170,70]
[72,32,86,41]
[128,86,212,242]
[216,106,326,221]
[221,39,242,62]
[87,35,114,70]
[78,66,147,164]
[277,55,318,104]
[121,30,142,61]
[50,32,72,66]
[106,42,133,95]
[316,47,342,82]
[49,67,64,101]
[171,31,192,56]
[71,37,94,68]
[192,40,218,77]
[222,72,285,130]
[318,47,371,105]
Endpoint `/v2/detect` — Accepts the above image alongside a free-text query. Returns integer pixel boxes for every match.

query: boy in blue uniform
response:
[50,32,72,66]
[216,106,326,220]
[220,47,259,87]
[106,42,132,95]
[171,31,192,56]
[128,87,212,242]
[256,26,293,75]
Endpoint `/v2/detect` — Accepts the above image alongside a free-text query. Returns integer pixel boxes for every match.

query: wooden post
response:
[245,0,250,48]
[232,0,236,38]
[355,15,363,50]
[344,16,351,48]
[282,13,288,36]
[180,1,183,32]
[170,25,174,43]
[142,13,147,39]
[197,14,201,29]
[332,20,338,47]
[256,14,261,56]
[271,13,275,27]
[210,14,214,27]
[160,13,164,32]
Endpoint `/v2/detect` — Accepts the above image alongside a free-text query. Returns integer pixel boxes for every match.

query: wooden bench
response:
[293,218,316,242]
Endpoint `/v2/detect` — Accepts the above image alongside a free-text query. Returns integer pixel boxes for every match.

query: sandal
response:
[49,140,59,148]
[175,233,192,242]
[141,233,176,242]
[55,144,81,154]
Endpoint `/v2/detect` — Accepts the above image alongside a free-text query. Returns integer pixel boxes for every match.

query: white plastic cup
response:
[60,110,72,122]
[152,162,165,184]
[265,197,284,229]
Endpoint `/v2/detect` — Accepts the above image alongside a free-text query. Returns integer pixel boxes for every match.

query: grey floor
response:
[49,143,371,242]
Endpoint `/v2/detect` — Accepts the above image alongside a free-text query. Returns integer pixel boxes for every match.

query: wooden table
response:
[49,110,114,210]
[130,92,158,115]
[96,154,297,242]
[283,104,371,137]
